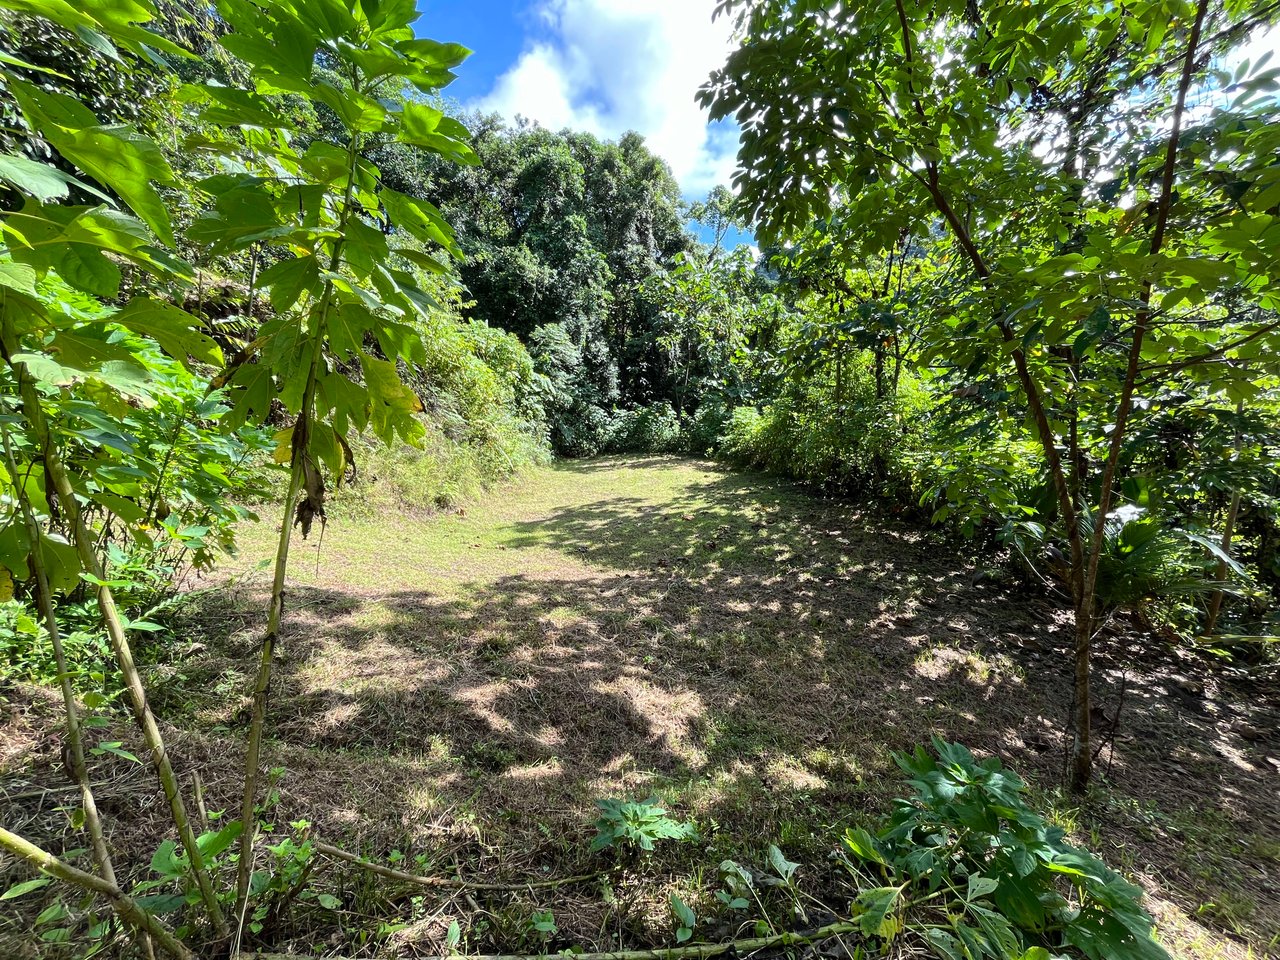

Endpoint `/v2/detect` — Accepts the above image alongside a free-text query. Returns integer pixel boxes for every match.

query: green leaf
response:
[183,83,293,130]
[91,741,141,764]
[135,892,187,914]
[380,187,461,257]
[360,350,424,441]
[215,0,317,82]
[316,893,341,909]
[311,79,387,132]
[7,80,177,246]
[57,245,122,297]
[921,927,965,960]
[767,844,799,882]
[150,840,181,877]
[259,254,320,313]
[854,886,902,940]
[196,820,243,860]
[0,154,75,202]
[966,874,999,901]
[843,827,886,865]
[35,902,68,925]
[39,533,80,594]
[396,101,477,165]
[2,878,52,900]
[0,260,39,295]
[669,893,696,931]
[111,298,223,366]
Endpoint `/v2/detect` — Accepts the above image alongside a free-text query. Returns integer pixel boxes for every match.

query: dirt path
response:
[4,456,1275,957]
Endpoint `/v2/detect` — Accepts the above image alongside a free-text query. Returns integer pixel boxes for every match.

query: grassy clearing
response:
[2,456,1277,959]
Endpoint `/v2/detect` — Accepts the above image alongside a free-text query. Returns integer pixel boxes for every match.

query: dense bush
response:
[606,404,683,454]
[327,314,550,515]
[845,739,1169,960]
[332,416,549,517]
[719,360,930,502]
[683,398,731,456]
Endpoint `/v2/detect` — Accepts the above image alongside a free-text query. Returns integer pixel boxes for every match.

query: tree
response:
[419,118,696,423]
[702,0,1280,789]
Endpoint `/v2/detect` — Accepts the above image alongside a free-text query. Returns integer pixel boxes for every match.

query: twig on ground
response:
[314,839,604,891]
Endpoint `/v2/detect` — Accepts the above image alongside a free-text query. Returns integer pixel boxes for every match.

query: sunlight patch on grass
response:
[171,455,1280,960]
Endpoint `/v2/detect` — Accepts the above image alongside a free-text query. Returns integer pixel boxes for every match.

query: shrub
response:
[0,600,111,693]
[683,399,731,455]
[331,415,549,518]
[329,311,552,515]
[720,405,767,462]
[590,797,697,854]
[553,403,615,458]
[717,365,929,504]
[843,738,1169,960]
[606,403,682,454]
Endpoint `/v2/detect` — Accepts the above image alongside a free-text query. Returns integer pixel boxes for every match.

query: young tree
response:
[702,0,1280,789]
[179,0,478,926]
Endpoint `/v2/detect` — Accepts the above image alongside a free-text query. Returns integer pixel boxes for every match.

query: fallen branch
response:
[251,919,861,960]
[0,826,194,960]
[314,840,603,891]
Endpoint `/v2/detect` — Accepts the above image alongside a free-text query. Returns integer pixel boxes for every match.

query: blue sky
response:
[417,2,530,105]
[415,0,753,250]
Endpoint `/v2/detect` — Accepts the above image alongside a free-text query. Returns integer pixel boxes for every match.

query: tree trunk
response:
[0,424,117,889]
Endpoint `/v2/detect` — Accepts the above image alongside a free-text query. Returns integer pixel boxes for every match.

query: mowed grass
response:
[3,456,1275,958]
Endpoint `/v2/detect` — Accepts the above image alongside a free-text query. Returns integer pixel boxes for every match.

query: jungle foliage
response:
[0,0,544,953]
[0,0,1276,955]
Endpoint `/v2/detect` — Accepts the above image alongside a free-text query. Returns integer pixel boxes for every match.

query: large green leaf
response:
[0,260,39,296]
[380,187,460,257]
[0,153,81,202]
[111,299,223,366]
[39,532,80,593]
[259,254,320,312]
[853,886,902,940]
[396,101,477,165]
[7,81,176,245]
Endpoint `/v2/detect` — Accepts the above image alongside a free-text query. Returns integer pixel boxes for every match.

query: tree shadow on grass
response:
[51,457,1280,954]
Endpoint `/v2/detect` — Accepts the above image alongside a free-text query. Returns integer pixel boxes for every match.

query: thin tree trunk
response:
[1072,0,1209,791]
[0,827,194,960]
[235,123,363,924]
[893,0,1209,793]
[234,316,325,922]
[1203,490,1241,634]
[1204,400,1245,634]
[0,423,117,888]
[1,327,227,935]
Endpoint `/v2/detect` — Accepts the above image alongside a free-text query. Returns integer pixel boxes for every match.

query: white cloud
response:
[472,0,740,198]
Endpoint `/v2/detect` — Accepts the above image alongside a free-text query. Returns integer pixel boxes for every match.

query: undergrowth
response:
[329,415,550,518]
[2,739,1170,960]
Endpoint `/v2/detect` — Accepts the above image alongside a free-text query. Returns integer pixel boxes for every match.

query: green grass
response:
[3,455,1274,959]
[179,456,1280,957]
